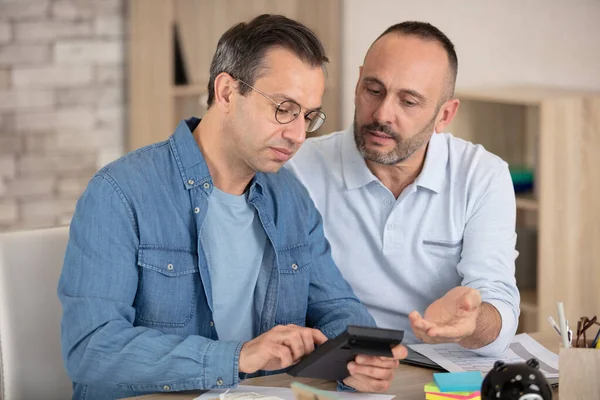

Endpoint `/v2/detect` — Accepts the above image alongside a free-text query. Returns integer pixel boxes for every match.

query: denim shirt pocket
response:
[135,246,199,327]
[275,243,312,326]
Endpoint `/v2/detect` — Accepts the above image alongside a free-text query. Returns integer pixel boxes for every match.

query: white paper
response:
[194,385,395,400]
[408,333,559,379]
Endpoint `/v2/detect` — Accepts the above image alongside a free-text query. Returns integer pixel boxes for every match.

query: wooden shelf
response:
[172,84,206,97]
[516,194,539,211]
[520,289,538,314]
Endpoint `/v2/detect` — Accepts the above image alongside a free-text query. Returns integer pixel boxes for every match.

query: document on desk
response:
[408,333,559,379]
[194,385,395,400]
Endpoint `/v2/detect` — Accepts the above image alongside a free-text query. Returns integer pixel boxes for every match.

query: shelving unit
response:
[515,194,539,212]
[448,86,600,333]
[128,0,342,152]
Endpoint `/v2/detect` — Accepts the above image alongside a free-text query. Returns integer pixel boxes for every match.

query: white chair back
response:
[0,227,72,400]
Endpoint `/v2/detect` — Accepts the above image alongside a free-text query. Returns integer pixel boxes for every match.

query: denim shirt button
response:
[167,263,174,271]
[210,320,214,327]
[194,207,200,214]
[203,182,211,189]
[291,263,298,270]
[187,179,195,185]
[163,385,171,391]
[216,378,224,386]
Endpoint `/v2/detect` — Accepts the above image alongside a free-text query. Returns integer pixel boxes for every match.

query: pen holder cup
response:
[559,340,600,399]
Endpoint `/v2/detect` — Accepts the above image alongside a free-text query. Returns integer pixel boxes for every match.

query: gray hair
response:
[206,14,328,108]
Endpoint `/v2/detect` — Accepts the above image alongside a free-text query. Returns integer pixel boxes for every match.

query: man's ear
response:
[212,72,237,113]
[434,98,460,133]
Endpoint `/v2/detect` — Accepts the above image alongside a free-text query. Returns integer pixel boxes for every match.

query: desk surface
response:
[133,332,559,400]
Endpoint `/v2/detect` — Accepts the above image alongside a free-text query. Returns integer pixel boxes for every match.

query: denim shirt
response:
[58,118,375,399]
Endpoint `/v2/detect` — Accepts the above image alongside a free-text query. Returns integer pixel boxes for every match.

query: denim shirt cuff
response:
[336,380,357,392]
[203,340,244,389]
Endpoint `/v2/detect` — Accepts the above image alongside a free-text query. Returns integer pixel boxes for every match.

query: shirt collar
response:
[414,132,447,194]
[168,117,265,195]
[341,125,448,193]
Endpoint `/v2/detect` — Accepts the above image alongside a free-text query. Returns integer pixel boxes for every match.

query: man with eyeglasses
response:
[287,21,520,356]
[58,15,406,399]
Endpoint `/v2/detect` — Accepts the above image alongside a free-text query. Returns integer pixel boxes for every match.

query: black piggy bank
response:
[481,358,552,400]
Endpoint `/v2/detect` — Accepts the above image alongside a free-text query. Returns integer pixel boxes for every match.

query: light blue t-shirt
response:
[200,187,267,342]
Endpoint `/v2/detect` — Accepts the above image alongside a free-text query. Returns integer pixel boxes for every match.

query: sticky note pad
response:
[426,393,481,400]
[424,381,473,395]
[426,395,480,400]
[433,371,483,393]
[424,382,481,400]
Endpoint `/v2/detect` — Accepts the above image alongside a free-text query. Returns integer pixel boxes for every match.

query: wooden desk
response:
[134,332,559,400]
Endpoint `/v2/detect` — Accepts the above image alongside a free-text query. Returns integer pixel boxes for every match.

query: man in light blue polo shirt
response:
[286,21,520,356]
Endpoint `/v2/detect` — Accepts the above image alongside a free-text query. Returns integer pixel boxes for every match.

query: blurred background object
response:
[0,226,72,399]
[128,0,342,150]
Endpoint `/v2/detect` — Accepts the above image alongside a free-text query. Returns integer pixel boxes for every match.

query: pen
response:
[592,327,600,349]
[547,316,561,336]
[557,302,570,348]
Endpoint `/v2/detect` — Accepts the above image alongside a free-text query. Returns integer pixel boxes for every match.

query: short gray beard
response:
[353,114,436,166]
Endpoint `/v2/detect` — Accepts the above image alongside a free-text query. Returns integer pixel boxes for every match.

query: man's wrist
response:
[458,302,501,349]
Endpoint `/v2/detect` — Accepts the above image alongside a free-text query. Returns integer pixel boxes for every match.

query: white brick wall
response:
[0,200,18,225]
[54,40,122,64]
[0,2,50,21]
[94,15,123,37]
[51,1,95,21]
[5,177,55,199]
[96,106,123,130]
[15,21,92,42]
[0,113,14,130]
[0,44,51,65]
[21,198,76,223]
[12,65,93,87]
[57,177,89,197]
[0,68,9,88]
[0,136,20,154]
[16,108,96,132]
[0,22,11,45]
[56,86,121,107]
[0,155,16,179]
[0,0,125,231]
[94,65,122,84]
[18,153,97,177]
[0,89,54,111]
[51,0,123,21]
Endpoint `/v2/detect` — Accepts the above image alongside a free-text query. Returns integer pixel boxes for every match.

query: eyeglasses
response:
[575,315,600,348]
[235,79,326,133]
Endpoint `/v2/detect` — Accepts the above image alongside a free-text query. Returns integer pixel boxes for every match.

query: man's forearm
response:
[459,302,502,349]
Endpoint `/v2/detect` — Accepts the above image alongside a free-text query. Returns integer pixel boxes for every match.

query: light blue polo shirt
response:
[286,127,520,356]
[200,187,267,342]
